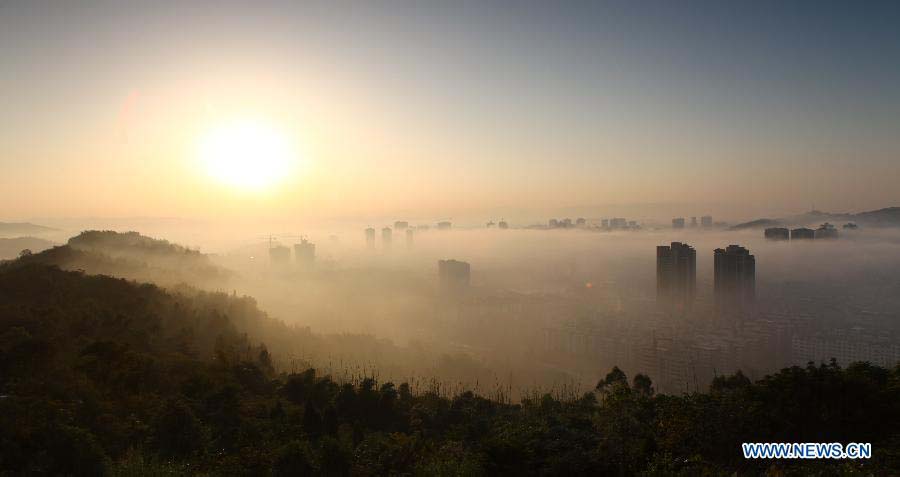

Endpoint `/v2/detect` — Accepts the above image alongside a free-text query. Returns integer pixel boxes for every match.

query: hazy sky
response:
[2,1,899,222]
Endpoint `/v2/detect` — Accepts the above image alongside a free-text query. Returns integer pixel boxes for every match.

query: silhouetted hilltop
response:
[854,206,900,226]
[12,230,230,288]
[67,230,202,257]
[0,222,56,237]
[728,218,784,230]
[0,236,56,260]
[731,206,900,230]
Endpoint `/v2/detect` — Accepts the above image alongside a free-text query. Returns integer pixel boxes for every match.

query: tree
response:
[633,373,654,396]
[153,399,206,459]
[272,440,314,477]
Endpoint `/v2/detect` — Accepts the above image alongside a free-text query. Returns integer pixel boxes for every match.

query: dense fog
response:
[8,217,899,397]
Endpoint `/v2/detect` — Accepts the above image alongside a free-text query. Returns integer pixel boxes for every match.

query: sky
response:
[1,1,899,223]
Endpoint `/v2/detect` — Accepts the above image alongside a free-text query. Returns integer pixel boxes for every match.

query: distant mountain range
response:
[0,221,56,237]
[0,236,56,260]
[730,207,900,230]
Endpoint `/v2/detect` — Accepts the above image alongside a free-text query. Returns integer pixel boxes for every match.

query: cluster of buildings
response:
[366,221,425,251]
[486,220,510,229]
[547,218,587,228]
[764,222,847,240]
[600,218,639,230]
[269,237,316,267]
[672,215,713,229]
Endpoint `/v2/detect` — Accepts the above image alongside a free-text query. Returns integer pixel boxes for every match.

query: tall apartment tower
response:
[714,245,755,309]
[701,215,713,227]
[656,242,697,309]
[381,227,393,250]
[365,227,376,250]
[672,218,686,229]
[438,259,471,294]
[294,238,315,268]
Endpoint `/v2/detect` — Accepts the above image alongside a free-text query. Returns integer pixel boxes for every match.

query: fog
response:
[12,216,899,397]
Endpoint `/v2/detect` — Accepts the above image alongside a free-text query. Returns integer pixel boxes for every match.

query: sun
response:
[197,119,295,190]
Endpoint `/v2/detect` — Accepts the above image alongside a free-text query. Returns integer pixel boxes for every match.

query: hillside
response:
[728,218,783,231]
[1,264,899,475]
[14,230,231,288]
[731,206,900,230]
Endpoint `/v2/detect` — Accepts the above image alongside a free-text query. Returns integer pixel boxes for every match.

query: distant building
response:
[498,220,509,229]
[438,259,470,293]
[549,219,559,228]
[601,219,609,228]
[294,238,315,267]
[714,245,755,309]
[701,215,713,227]
[690,217,698,228]
[610,218,627,229]
[269,245,291,265]
[394,221,409,230]
[486,220,495,228]
[405,229,414,249]
[843,222,858,230]
[764,227,790,240]
[437,221,452,230]
[628,220,638,228]
[382,227,392,250]
[815,223,838,239]
[576,218,586,226]
[791,227,815,240]
[672,217,685,229]
[365,227,376,249]
[561,218,573,228]
[656,242,696,310]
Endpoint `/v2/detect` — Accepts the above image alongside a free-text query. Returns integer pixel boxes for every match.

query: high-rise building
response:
[656,242,697,309]
[381,227,392,250]
[365,227,376,249]
[690,217,698,228]
[701,215,713,227]
[437,221,452,230]
[764,227,789,240]
[438,259,470,293]
[601,219,610,228]
[498,220,509,229]
[714,245,755,308]
[269,245,291,265]
[294,238,315,268]
[672,217,685,229]
[394,221,409,230]
[610,218,627,228]
[815,223,838,239]
[790,227,815,240]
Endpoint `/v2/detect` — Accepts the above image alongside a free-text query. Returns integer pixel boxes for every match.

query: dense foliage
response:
[1,264,898,476]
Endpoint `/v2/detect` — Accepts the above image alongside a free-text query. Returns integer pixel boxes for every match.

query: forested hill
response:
[10,230,230,288]
[1,264,899,475]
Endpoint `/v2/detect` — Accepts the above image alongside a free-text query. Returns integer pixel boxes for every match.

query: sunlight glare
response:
[198,119,295,191]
